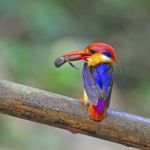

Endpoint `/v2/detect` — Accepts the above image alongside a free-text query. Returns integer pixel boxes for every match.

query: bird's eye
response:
[88,49,97,54]
[103,51,112,57]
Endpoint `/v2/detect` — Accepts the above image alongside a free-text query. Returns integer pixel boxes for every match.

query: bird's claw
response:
[80,98,90,108]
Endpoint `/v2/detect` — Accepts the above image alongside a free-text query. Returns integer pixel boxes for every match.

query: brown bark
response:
[0,80,150,149]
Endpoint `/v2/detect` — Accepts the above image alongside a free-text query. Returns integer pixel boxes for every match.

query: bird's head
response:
[63,42,117,67]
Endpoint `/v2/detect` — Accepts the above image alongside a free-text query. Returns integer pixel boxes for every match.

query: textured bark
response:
[0,80,150,150]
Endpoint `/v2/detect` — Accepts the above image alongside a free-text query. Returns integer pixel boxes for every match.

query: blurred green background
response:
[0,0,150,150]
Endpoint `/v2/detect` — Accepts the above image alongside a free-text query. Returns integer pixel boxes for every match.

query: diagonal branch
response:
[0,80,150,149]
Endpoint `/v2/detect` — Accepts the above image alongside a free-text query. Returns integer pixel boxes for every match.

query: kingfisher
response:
[54,42,117,121]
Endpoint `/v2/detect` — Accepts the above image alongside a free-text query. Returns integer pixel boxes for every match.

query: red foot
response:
[80,98,89,108]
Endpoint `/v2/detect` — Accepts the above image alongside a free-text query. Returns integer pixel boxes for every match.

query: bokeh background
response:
[0,0,150,150]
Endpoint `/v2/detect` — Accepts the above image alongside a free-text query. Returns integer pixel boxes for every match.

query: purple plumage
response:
[96,99,105,113]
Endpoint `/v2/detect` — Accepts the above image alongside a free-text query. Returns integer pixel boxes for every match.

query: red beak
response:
[63,49,90,61]
[54,49,90,68]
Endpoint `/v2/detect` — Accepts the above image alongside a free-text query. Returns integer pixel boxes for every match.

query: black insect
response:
[54,55,79,70]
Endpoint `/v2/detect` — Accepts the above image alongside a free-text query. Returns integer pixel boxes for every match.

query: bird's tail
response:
[88,100,107,121]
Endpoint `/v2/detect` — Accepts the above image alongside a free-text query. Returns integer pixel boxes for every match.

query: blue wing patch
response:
[82,63,113,106]
[93,63,113,93]
[82,63,103,105]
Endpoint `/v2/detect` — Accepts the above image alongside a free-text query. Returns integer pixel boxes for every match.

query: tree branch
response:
[0,80,150,149]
